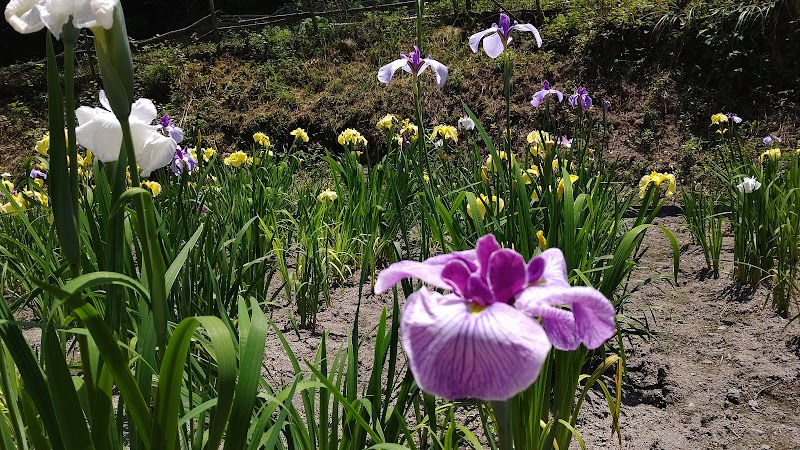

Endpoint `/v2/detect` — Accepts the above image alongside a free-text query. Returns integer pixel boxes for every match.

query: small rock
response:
[726,389,742,405]
[748,399,759,411]
[761,445,772,450]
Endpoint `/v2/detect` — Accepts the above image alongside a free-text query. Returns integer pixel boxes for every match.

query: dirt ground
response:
[264,215,800,449]
[578,216,800,449]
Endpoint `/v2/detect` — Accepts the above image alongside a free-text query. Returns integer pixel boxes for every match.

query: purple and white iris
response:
[531,80,564,108]
[726,113,742,124]
[171,146,197,176]
[763,134,780,145]
[375,234,616,400]
[377,46,448,88]
[569,87,592,111]
[469,13,542,59]
[29,167,47,180]
[158,114,184,144]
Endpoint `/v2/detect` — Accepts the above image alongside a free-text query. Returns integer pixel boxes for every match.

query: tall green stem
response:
[503,52,512,151]
[119,120,169,354]
[493,399,513,450]
[62,27,81,228]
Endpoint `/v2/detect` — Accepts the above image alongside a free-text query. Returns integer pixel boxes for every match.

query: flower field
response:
[0,1,798,449]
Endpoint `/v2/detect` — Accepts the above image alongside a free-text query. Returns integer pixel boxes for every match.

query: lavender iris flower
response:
[530,80,564,108]
[569,87,592,111]
[171,146,197,175]
[374,234,615,400]
[763,134,780,145]
[159,114,184,144]
[560,136,572,149]
[29,167,47,180]
[377,46,448,88]
[602,99,611,113]
[726,113,742,124]
[469,13,542,59]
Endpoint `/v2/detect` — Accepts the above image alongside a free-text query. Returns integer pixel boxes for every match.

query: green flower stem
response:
[503,51,512,151]
[62,25,81,229]
[493,399,513,450]
[45,32,81,276]
[119,119,169,354]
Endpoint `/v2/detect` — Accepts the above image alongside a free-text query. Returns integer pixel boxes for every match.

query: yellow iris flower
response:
[291,128,309,143]
[203,147,217,162]
[253,132,271,148]
[36,132,50,156]
[377,114,398,131]
[399,119,418,141]
[527,130,554,157]
[485,151,516,172]
[537,230,547,250]
[224,150,248,167]
[557,174,580,199]
[639,171,677,198]
[466,194,505,219]
[759,148,781,163]
[317,189,338,202]
[338,129,368,148]
[710,113,728,125]
[430,125,458,143]
[142,181,162,197]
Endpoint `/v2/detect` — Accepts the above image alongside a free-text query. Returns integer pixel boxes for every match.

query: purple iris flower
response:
[530,80,564,108]
[469,13,542,59]
[29,167,47,180]
[726,113,742,124]
[374,234,615,400]
[171,146,197,175]
[602,99,611,113]
[560,136,572,149]
[378,46,448,88]
[763,134,780,145]
[158,114,184,144]
[569,87,592,111]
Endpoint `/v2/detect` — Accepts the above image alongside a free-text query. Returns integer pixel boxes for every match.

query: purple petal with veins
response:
[400,287,551,400]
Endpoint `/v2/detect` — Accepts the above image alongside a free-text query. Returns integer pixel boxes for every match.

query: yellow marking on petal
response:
[468,303,487,315]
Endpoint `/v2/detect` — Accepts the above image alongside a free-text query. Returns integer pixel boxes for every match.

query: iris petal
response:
[481,32,505,59]
[130,98,158,124]
[511,23,543,47]
[422,58,449,88]
[515,287,616,350]
[137,129,178,177]
[401,288,551,400]
[377,58,409,85]
[568,287,617,349]
[4,0,44,34]
[476,234,500,279]
[487,249,526,304]
[374,260,452,293]
[537,248,570,288]
[441,259,472,296]
[75,106,123,163]
[72,0,116,30]
[468,27,498,53]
